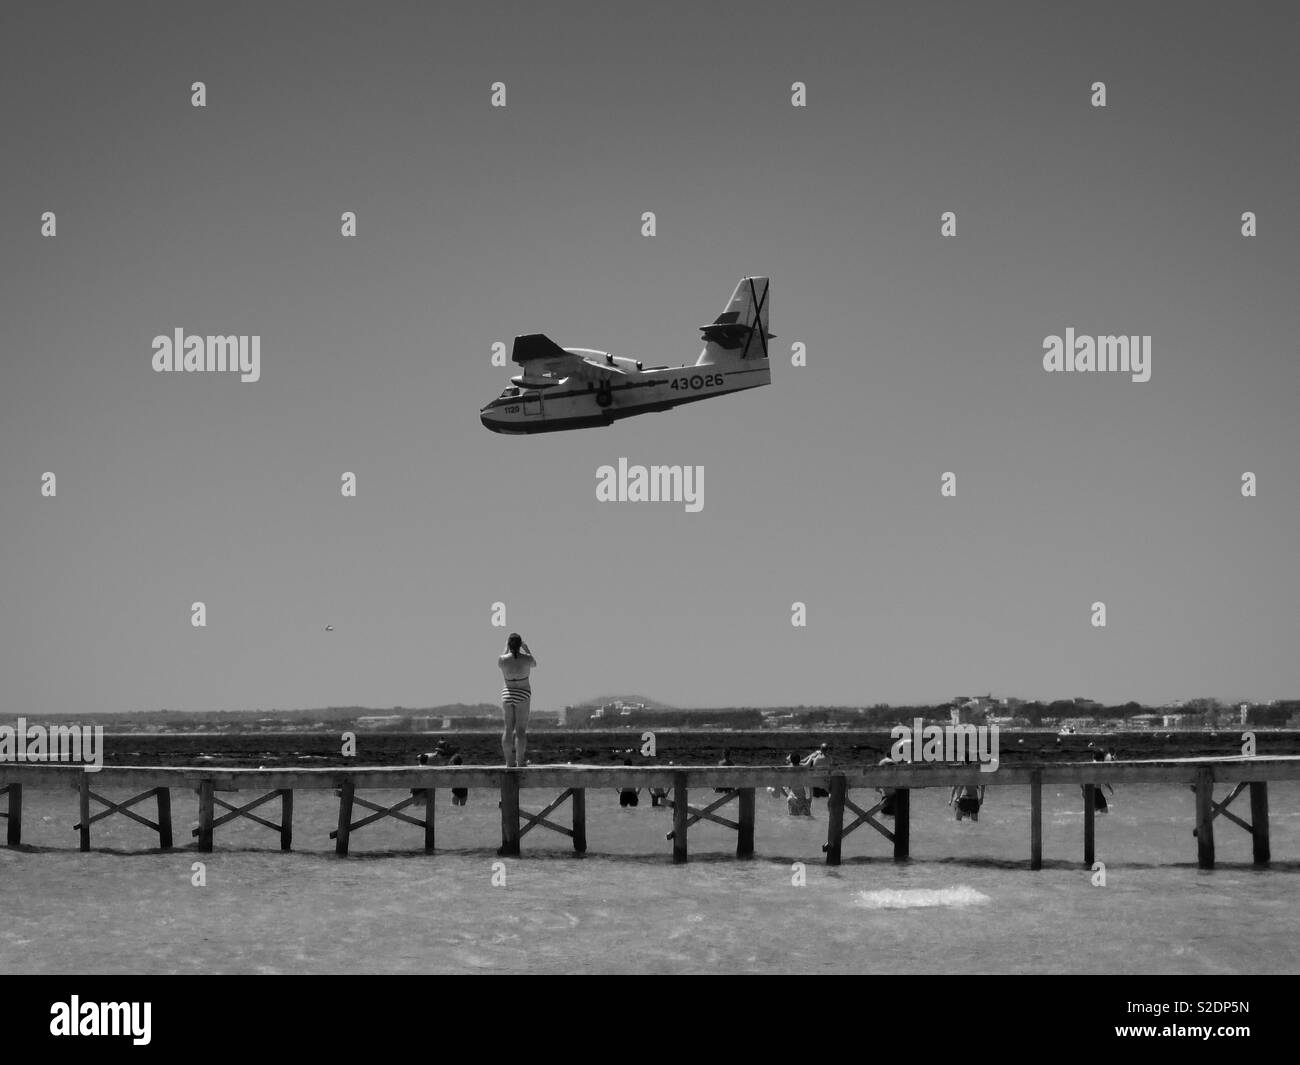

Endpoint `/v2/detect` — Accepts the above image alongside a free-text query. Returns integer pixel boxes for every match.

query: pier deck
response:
[3,756,1297,868]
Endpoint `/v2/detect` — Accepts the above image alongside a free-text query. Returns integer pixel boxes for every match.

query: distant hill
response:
[578,694,678,710]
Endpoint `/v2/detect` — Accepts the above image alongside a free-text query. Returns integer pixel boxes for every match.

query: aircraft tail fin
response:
[696,276,773,365]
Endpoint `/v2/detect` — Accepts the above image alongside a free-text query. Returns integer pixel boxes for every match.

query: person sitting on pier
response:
[804,743,832,798]
[412,740,453,798]
[949,782,985,822]
[1083,749,1114,814]
[449,752,468,806]
[617,758,641,807]
[876,755,898,817]
[498,633,536,768]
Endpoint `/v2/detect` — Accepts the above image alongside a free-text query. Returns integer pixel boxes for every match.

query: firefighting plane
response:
[480,276,773,433]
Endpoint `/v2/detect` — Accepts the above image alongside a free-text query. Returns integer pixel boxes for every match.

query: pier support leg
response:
[197,781,215,853]
[736,787,755,858]
[156,787,172,849]
[334,781,354,857]
[572,787,587,854]
[672,773,688,864]
[499,772,520,857]
[1249,782,1269,866]
[423,788,435,854]
[825,776,845,866]
[6,783,20,846]
[78,774,91,852]
[1030,771,1042,871]
[1083,784,1095,867]
[893,788,910,861]
[281,790,293,852]
[1195,769,1215,870]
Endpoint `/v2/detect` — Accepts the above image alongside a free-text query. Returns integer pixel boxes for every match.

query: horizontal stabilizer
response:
[511,333,570,365]
[698,322,776,349]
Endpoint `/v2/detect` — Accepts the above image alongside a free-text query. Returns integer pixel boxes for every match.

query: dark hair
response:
[507,632,522,658]
[787,753,799,766]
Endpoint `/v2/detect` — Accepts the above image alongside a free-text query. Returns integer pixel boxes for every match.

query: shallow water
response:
[3,781,1297,974]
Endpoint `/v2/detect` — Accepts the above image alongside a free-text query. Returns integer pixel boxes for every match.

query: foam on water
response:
[854,885,991,909]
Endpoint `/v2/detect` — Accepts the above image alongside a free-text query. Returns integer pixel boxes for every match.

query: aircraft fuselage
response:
[480,351,771,434]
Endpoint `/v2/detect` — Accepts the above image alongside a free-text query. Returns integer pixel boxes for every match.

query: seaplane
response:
[480,276,773,434]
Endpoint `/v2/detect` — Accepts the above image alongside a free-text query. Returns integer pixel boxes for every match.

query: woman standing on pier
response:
[499,633,536,768]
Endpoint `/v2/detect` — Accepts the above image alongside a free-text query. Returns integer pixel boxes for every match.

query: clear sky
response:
[2,1,1297,714]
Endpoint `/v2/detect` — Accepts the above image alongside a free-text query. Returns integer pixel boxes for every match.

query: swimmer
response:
[715,748,735,794]
[498,633,536,768]
[949,782,985,822]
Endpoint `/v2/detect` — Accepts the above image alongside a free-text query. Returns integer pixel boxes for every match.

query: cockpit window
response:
[499,386,521,398]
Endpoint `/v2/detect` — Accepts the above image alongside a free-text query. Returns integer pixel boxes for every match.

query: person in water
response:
[498,633,536,768]
[617,758,641,807]
[767,752,812,816]
[715,748,735,794]
[949,782,986,822]
[1083,749,1114,813]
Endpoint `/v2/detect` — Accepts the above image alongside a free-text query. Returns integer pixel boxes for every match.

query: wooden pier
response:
[2,756,1297,868]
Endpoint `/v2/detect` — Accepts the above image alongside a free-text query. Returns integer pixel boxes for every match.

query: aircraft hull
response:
[480,361,770,434]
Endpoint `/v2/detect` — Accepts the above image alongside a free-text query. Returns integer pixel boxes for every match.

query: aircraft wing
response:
[511,334,627,383]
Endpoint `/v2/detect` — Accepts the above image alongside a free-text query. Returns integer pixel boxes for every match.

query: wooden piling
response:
[197,781,215,853]
[423,787,435,854]
[893,788,910,861]
[736,787,755,858]
[280,789,293,851]
[499,772,520,856]
[155,787,172,849]
[1030,770,1042,870]
[571,787,587,853]
[1249,781,1269,866]
[1083,784,1095,866]
[5,783,20,846]
[77,774,91,852]
[334,781,354,856]
[672,773,688,864]
[1195,768,1215,870]
[825,775,845,866]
